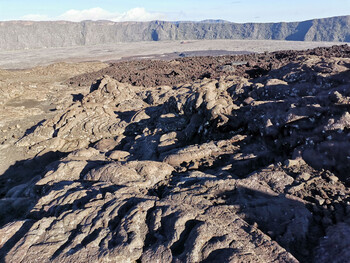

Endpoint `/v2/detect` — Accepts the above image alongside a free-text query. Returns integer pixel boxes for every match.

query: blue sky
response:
[0,0,349,22]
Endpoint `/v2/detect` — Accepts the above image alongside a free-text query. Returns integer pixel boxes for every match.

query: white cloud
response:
[118,7,165,22]
[21,7,166,22]
[58,7,114,22]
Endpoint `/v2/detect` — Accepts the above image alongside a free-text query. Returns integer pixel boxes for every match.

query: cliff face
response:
[0,16,349,50]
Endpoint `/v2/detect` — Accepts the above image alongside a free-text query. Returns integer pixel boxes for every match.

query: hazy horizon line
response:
[1,14,349,25]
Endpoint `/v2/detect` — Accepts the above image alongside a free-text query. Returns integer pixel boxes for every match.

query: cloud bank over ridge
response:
[21,7,166,22]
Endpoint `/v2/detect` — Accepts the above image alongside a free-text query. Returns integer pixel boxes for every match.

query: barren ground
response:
[0,41,349,263]
[0,39,347,69]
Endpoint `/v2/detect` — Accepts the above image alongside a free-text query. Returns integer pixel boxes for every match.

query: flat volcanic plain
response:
[0,39,347,69]
[0,41,349,263]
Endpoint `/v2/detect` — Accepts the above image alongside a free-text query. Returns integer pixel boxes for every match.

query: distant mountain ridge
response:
[0,15,349,50]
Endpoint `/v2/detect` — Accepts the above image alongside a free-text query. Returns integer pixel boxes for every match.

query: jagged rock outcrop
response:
[1,46,350,262]
[0,16,350,50]
[68,44,350,88]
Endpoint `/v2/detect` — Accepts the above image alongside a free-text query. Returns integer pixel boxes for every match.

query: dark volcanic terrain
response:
[0,44,350,263]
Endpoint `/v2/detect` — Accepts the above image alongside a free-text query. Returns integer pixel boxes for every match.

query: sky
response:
[0,0,349,23]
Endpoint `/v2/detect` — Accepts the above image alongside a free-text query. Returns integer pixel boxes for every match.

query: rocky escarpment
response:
[0,15,350,50]
[0,46,350,262]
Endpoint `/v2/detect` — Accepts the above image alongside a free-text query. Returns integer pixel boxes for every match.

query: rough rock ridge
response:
[0,45,350,262]
[0,16,350,50]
